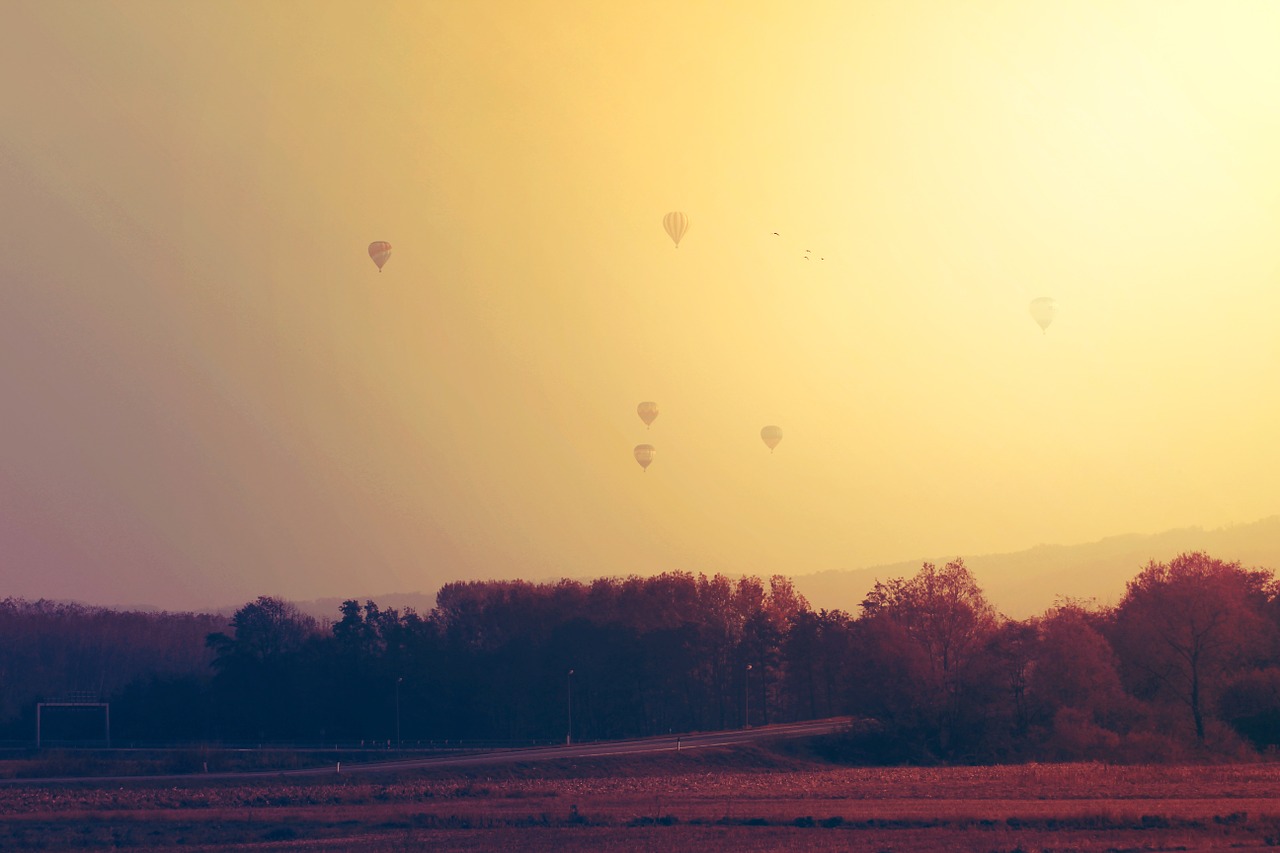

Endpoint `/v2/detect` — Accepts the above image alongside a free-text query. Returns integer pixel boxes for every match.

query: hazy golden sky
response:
[2,0,1278,609]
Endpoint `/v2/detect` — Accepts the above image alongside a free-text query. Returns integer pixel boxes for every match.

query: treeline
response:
[7,552,1280,763]
[0,599,227,733]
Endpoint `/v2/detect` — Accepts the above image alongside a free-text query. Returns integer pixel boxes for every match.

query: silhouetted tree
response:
[985,618,1038,744]
[783,609,853,720]
[1218,668,1280,749]
[1030,602,1127,724]
[206,597,323,740]
[1110,552,1273,742]
[0,598,225,740]
[854,559,1000,758]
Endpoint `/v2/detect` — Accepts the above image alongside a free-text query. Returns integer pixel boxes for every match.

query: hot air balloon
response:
[637,401,659,428]
[634,444,656,472]
[368,241,392,272]
[760,425,782,452]
[1029,297,1057,333]
[663,212,689,248]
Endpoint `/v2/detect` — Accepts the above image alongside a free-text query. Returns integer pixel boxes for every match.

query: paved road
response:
[2,717,854,786]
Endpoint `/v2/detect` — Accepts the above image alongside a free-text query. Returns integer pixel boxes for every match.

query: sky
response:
[2,0,1278,611]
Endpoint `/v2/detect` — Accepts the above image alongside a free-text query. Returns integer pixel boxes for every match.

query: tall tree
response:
[206,597,323,739]
[856,559,1001,756]
[1110,552,1273,742]
[1030,603,1126,722]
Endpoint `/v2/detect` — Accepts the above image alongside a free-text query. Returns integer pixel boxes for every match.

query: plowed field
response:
[5,750,1280,850]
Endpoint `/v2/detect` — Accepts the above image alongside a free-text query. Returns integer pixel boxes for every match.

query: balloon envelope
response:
[1029,297,1057,332]
[634,444,656,471]
[368,241,392,271]
[663,212,689,248]
[760,425,783,451]
[637,401,659,428]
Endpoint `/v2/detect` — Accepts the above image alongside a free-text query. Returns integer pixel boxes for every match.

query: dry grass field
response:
[5,746,1280,850]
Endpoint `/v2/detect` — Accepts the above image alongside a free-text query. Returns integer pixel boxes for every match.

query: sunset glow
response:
[2,0,1278,609]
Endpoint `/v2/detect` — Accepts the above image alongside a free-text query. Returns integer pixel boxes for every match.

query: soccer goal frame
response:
[36,696,110,748]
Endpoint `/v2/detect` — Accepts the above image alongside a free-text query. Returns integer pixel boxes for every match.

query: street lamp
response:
[395,677,403,750]
[744,663,753,729]
[566,669,575,746]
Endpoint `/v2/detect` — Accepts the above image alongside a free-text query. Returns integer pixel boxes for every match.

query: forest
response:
[4,551,1280,764]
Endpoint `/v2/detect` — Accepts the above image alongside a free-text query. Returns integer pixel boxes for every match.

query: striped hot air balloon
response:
[663,212,689,248]
[368,241,392,271]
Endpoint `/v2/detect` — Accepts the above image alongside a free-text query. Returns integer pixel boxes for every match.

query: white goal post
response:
[36,693,110,748]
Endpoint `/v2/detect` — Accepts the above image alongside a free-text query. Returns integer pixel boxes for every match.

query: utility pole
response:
[744,663,753,728]
[566,669,575,745]
[395,677,403,750]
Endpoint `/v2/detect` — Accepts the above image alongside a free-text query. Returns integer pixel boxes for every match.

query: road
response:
[2,716,854,786]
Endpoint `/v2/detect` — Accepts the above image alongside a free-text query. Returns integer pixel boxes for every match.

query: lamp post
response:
[395,677,403,750]
[566,669,575,746]
[744,663,753,729]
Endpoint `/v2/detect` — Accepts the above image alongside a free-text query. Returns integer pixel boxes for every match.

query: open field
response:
[6,746,1280,850]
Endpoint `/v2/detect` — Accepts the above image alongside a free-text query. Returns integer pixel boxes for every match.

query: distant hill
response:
[271,517,1280,624]
[789,516,1280,619]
